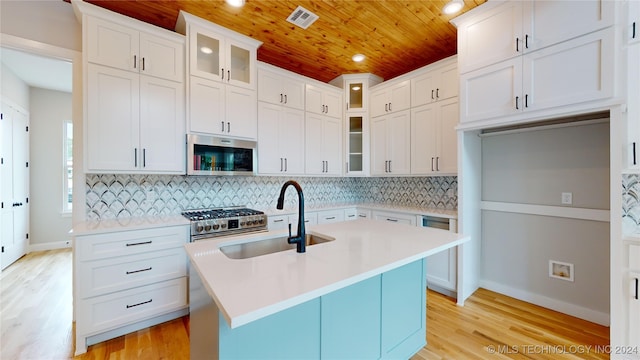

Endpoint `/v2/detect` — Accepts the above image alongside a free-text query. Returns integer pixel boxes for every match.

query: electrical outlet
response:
[561,192,573,205]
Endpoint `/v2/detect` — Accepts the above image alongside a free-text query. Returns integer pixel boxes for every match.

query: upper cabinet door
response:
[457,1,523,74]
[370,81,410,118]
[305,84,342,118]
[258,67,305,109]
[526,0,614,51]
[139,32,184,83]
[87,16,139,72]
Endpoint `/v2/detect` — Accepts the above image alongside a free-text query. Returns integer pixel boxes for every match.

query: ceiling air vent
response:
[286,6,319,30]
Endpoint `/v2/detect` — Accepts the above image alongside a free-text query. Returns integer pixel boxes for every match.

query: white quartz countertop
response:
[262,203,457,219]
[71,215,190,236]
[184,219,469,329]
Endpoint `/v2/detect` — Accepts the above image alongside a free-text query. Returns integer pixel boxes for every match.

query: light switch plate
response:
[561,192,573,205]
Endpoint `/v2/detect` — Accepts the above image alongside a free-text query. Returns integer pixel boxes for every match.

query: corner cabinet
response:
[73,225,190,355]
[176,11,262,140]
[74,1,186,174]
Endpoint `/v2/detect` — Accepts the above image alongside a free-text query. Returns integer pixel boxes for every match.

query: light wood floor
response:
[1,249,610,359]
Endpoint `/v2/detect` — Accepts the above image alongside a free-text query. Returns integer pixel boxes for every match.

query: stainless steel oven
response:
[182,206,268,241]
[187,134,256,175]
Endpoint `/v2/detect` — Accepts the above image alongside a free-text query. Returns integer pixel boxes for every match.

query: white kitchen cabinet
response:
[371,210,416,226]
[179,16,260,90]
[0,103,29,270]
[411,59,458,107]
[75,1,186,174]
[258,65,305,110]
[306,83,342,119]
[421,215,458,294]
[317,209,344,224]
[345,115,369,176]
[189,76,257,140]
[371,110,411,175]
[86,63,185,173]
[411,98,458,175]
[257,102,304,175]
[459,28,614,124]
[456,0,614,74]
[305,113,342,175]
[370,81,411,118]
[86,15,184,82]
[73,225,189,355]
[269,212,318,230]
[629,242,640,347]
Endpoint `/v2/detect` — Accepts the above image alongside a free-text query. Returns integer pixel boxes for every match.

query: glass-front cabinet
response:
[347,81,364,111]
[347,116,366,173]
[188,24,257,90]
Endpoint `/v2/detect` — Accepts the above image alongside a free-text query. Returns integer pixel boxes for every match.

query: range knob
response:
[246,220,253,226]
[221,223,227,229]
[240,221,246,226]
[213,224,220,230]
[196,224,204,232]
[259,218,265,224]
[204,224,212,231]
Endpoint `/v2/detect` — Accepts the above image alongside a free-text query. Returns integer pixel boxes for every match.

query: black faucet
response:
[276,180,306,253]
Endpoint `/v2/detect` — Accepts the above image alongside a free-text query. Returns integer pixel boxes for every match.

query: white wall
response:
[480,121,610,325]
[28,88,73,249]
[1,63,29,110]
[0,0,80,52]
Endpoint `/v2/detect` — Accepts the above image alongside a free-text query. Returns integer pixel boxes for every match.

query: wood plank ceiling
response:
[80,0,486,83]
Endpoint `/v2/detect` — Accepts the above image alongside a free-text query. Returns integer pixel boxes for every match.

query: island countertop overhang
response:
[184,219,470,329]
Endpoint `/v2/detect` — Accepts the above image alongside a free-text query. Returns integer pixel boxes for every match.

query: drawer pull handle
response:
[635,278,639,300]
[126,267,152,275]
[326,216,336,220]
[347,214,355,218]
[386,218,398,222]
[273,219,284,223]
[126,240,152,247]
[126,299,152,309]
[358,214,367,218]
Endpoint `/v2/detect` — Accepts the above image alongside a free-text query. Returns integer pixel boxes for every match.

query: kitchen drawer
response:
[78,247,187,298]
[76,277,187,336]
[76,226,188,261]
[317,210,344,224]
[372,211,417,226]
[344,208,358,221]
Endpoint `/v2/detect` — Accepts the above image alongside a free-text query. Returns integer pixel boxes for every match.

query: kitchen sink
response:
[220,233,335,259]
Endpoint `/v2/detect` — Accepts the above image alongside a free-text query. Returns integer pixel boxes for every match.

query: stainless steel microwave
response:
[187,134,257,175]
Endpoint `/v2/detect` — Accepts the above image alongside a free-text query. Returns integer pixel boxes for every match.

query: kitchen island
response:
[185,218,469,359]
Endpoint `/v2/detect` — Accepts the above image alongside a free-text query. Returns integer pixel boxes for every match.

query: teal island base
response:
[189,259,427,359]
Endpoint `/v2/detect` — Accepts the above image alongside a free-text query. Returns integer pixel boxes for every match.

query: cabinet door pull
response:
[280,158,283,172]
[285,158,287,172]
[386,218,398,222]
[143,149,146,167]
[385,103,388,112]
[431,89,435,100]
[126,299,152,309]
[436,88,440,99]
[325,104,328,113]
[280,94,283,103]
[284,94,287,103]
[634,22,637,39]
[436,156,440,171]
[126,240,152,247]
[326,161,328,173]
[635,278,639,300]
[221,68,224,80]
[431,157,435,171]
[634,142,637,165]
[389,160,392,172]
[134,148,138,167]
[126,266,152,275]
[227,122,231,133]
[142,57,145,71]
[227,70,230,82]
[515,96,520,110]
[389,102,392,111]
[525,94,529,108]
[516,37,520,52]
[221,121,225,132]
[133,55,137,69]
[525,34,529,49]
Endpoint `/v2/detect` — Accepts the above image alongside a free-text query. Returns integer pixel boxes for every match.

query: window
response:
[63,121,73,213]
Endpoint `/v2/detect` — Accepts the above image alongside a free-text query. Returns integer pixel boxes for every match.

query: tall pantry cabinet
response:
[74,1,186,174]
[0,102,29,270]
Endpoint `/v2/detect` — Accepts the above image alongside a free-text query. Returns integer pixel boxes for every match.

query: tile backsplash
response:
[623,174,640,232]
[85,175,458,220]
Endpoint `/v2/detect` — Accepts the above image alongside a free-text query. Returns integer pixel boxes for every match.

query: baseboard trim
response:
[479,279,610,326]
[29,240,72,252]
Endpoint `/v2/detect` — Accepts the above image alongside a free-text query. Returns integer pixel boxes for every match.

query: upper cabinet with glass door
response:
[176,11,262,90]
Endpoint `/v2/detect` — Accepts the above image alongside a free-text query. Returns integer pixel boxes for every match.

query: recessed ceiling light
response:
[225,0,245,8]
[200,46,213,54]
[352,54,365,62]
[443,0,463,15]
